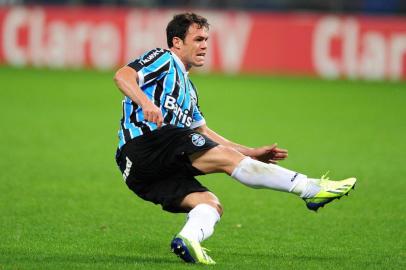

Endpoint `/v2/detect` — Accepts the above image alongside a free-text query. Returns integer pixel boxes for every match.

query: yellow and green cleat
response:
[304,175,357,212]
[170,234,216,265]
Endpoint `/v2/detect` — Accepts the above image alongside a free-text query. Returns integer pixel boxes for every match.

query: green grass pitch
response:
[0,66,405,269]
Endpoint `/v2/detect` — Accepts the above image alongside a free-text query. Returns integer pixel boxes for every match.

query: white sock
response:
[179,204,220,243]
[231,157,320,198]
[292,177,321,198]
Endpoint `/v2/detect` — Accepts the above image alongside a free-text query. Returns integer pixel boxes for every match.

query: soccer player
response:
[113,13,356,265]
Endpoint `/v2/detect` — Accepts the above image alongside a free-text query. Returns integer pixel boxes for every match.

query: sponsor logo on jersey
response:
[164,95,193,127]
[191,133,206,147]
[139,48,165,65]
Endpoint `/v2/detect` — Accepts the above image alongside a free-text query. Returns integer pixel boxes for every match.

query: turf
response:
[0,66,405,269]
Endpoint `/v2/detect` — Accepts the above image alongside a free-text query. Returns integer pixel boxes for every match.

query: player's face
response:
[179,23,209,69]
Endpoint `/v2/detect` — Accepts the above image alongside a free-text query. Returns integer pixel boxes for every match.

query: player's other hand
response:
[142,101,164,128]
[250,144,288,164]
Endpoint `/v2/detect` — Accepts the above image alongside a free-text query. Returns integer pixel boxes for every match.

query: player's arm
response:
[114,66,163,127]
[195,124,288,164]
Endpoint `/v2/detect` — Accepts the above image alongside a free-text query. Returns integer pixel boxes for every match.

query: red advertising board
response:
[0,7,405,80]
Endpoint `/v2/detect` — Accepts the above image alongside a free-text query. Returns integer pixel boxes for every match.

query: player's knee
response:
[201,200,223,216]
[197,192,223,216]
[180,191,223,216]
[204,193,223,216]
[213,201,223,216]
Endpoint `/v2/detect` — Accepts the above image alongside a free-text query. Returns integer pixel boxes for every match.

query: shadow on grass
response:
[1,252,178,266]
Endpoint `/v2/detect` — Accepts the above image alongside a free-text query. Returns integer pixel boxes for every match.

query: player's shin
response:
[179,203,220,243]
[231,157,320,198]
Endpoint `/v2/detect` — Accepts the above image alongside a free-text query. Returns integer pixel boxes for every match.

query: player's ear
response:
[172,37,183,49]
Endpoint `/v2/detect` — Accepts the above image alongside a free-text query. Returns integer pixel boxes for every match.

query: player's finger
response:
[265,144,277,152]
[144,111,151,121]
[148,113,155,123]
[275,152,288,158]
[275,156,288,160]
[149,112,155,122]
[150,111,156,121]
[273,156,286,160]
[153,114,160,125]
[274,147,288,153]
[157,116,163,128]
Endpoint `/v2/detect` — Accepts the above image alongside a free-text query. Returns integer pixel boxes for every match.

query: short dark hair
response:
[166,13,209,48]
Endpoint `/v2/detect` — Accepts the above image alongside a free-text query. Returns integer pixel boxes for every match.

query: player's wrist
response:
[240,147,255,157]
[139,96,154,108]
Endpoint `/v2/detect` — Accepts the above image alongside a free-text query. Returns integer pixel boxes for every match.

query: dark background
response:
[2,0,405,15]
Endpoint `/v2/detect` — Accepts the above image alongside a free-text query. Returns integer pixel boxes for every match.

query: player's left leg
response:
[190,145,356,211]
[190,145,317,195]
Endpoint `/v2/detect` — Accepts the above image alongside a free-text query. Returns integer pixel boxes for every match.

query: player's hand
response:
[142,101,163,128]
[250,144,288,164]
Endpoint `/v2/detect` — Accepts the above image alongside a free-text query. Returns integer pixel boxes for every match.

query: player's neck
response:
[170,49,191,72]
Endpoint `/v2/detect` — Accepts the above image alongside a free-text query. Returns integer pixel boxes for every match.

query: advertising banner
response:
[0,7,405,80]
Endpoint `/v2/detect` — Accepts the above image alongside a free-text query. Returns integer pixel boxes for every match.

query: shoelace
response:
[321,171,330,181]
[201,247,213,261]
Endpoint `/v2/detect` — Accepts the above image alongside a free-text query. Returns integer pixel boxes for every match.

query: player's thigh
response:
[179,191,223,216]
[190,145,245,175]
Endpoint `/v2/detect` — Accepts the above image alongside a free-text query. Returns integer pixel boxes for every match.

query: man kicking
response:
[113,12,356,265]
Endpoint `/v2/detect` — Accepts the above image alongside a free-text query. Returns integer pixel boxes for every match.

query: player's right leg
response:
[171,191,221,265]
[190,145,356,212]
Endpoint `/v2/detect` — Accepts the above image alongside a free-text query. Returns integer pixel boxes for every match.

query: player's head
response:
[167,13,209,69]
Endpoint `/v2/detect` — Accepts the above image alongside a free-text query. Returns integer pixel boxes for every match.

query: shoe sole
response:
[306,183,356,212]
[170,238,196,263]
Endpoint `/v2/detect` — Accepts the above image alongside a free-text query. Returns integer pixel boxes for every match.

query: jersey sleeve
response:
[127,48,171,87]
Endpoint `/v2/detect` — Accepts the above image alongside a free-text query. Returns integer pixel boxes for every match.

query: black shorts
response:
[115,125,218,213]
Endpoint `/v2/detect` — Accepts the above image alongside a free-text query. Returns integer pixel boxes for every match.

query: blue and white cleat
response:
[170,235,215,265]
[304,175,357,212]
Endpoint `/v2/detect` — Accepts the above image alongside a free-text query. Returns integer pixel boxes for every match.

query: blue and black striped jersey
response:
[117,48,206,149]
